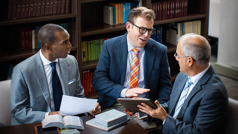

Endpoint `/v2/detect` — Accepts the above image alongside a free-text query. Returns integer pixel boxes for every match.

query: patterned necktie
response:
[51,62,63,111]
[173,78,193,118]
[129,48,139,88]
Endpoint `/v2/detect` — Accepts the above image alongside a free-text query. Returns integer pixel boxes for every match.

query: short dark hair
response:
[127,6,155,23]
[38,24,66,49]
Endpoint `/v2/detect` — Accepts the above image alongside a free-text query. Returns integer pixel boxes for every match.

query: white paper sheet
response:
[59,95,97,115]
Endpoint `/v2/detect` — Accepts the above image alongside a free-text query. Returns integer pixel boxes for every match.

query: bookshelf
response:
[0,0,209,98]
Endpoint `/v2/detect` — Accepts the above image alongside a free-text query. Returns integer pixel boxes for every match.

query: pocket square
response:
[68,78,76,84]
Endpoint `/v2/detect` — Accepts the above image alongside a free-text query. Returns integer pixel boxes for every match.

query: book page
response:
[63,116,84,129]
[42,114,64,129]
[59,95,97,115]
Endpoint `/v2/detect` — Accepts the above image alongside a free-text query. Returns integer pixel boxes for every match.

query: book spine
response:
[61,0,66,14]
[45,0,50,15]
[65,0,70,14]
[8,0,13,20]
[52,0,57,15]
[40,0,45,16]
[36,0,42,16]
[57,0,61,14]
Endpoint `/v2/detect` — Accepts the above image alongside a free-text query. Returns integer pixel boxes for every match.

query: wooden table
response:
[0,116,148,134]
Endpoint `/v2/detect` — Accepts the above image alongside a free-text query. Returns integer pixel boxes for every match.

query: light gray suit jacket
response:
[11,51,84,125]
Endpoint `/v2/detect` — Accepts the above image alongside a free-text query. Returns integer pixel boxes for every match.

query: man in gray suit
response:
[138,33,228,134]
[11,24,100,125]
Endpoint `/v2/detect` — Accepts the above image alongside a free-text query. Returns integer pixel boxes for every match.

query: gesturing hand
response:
[125,88,150,98]
[137,100,168,121]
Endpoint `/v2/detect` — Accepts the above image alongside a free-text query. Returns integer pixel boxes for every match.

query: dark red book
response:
[57,0,61,14]
[32,0,38,17]
[65,0,70,14]
[40,0,46,16]
[45,0,50,15]
[52,0,57,15]
[49,0,54,15]
[28,0,34,17]
[61,0,66,14]
[8,0,13,20]
[16,0,22,19]
[36,0,42,16]
[21,0,26,18]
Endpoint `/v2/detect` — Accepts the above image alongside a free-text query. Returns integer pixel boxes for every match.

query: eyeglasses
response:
[130,22,155,35]
[174,52,196,61]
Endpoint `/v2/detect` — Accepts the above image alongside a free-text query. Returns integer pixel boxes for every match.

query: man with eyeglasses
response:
[92,6,172,113]
[138,33,228,134]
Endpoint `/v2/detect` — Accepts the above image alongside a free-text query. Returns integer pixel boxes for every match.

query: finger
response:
[154,100,161,107]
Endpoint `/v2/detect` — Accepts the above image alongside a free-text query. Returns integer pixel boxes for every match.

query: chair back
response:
[0,80,11,126]
[226,97,238,134]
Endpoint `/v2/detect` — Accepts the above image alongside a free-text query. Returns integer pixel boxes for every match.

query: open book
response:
[42,115,84,130]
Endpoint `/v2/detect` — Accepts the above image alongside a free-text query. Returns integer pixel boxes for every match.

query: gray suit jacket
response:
[162,66,228,134]
[11,51,84,125]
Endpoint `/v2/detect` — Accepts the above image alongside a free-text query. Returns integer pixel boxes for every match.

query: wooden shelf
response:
[154,14,206,25]
[82,60,99,70]
[82,14,205,37]
[81,0,105,3]
[0,14,76,26]
[0,47,77,62]
[82,24,126,37]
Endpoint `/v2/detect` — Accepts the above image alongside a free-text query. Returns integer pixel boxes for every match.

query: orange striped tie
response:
[129,48,139,88]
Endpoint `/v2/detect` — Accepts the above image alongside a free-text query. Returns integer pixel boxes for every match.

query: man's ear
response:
[45,43,51,51]
[188,57,194,67]
[126,22,131,32]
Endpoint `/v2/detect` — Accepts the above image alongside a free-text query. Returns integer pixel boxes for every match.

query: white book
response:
[86,109,128,131]
[42,115,84,130]
[103,5,114,25]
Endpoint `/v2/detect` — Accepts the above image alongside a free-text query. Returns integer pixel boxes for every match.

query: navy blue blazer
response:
[92,33,172,110]
[162,66,228,134]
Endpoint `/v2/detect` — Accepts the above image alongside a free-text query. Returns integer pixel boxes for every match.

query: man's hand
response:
[48,111,60,115]
[125,88,150,98]
[137,100,168,121]
[89,102,101,116]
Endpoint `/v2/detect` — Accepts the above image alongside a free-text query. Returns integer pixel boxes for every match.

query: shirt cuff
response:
[44,112,49,119]
[120,88,129,98]
[162,117,167,125]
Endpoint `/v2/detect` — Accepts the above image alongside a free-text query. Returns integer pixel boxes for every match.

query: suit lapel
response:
[177,66,214,119]
[58,58,69,95]
[169,75,187,115]
[119,34,128,85]
[144,43,156,84]
[35,52,51,107]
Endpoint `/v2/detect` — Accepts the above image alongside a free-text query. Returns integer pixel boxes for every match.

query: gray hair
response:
[179,33,211,66]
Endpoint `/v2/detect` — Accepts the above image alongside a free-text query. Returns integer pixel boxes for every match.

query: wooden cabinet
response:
[0,0,209,97]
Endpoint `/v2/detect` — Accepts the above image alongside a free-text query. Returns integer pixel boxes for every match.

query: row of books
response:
[166,20,202,45]
[82,70,95,97]
[8,0,71,20]
[103,1,141,25]
[152,0,188,21]
[20,23,68,50]
[81,38,108,63]
[178,20,201,37]
[151,26,163,43]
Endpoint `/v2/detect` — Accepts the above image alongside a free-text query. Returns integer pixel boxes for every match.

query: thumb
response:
[154,100,161,107]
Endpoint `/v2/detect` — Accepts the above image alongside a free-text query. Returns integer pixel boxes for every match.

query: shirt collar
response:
[40,49,59,66]
[126,35,144,52]
[189,64,211,85]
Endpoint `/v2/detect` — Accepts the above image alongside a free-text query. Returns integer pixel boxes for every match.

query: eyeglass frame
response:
[174,52,196,62]
[129,21,155,35]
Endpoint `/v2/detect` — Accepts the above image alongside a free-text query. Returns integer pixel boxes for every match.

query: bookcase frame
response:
[0,0,209,98]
